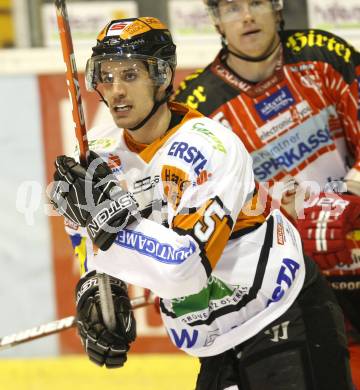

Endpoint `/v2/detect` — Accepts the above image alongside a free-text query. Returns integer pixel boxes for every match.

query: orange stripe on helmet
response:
[139,17,169,30]
[120,20,151,40]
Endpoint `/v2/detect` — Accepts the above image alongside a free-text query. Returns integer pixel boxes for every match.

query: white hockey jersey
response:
[65,102,305,357]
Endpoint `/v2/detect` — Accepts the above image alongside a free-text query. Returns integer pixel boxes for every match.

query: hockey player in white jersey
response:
[49,17,353,389]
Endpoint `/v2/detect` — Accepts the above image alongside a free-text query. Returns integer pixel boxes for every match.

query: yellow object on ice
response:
[0,354,200,390]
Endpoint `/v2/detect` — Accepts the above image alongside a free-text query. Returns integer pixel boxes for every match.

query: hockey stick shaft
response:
[55,0,88,166]
[54,0,117,331]
[0,295,152,351]
[96,272,117,331]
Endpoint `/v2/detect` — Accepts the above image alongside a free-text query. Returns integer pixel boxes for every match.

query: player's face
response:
[98,60,155,129]
[217,0,280,58]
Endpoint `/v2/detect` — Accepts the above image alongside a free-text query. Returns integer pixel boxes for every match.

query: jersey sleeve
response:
[326,42,360,194]
[92,118,258,299]
[313,34,360,171]
[173,64,232,117]
[174,69,205,111]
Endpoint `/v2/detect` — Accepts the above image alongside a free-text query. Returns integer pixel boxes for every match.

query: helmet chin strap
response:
[224,36,281,63]
[95,87,172,131]
[95,88,109,107]
[127,89,172,131]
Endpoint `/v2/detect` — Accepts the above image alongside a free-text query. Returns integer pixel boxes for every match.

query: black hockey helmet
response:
[85,17,177,92]
[85,17,177,131]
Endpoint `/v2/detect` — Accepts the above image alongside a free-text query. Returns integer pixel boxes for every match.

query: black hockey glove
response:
[75,271,136,368]
[50,151,140,250]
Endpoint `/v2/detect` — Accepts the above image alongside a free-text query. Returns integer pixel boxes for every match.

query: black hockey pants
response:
[195,261,354,390]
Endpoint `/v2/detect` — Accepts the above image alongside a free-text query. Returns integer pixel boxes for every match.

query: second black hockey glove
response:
[50,151,140,250]
[75,271,136,368]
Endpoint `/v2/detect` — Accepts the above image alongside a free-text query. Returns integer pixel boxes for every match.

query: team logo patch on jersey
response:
[196,170,212,185]
[256,101,311,142]
[108,153,123,174]
[255,87,295,121]
[162,165,191,208]
[115,229,196,264]
[170,276,247,320]
[276,214,285,245]
[252,110,333,181]
[167,141,208,175]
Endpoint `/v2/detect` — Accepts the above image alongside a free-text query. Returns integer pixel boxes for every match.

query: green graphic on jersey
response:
[191,122,227,154]
[171,276,235,317]
[75,138,116,154]
[89,139,116,149]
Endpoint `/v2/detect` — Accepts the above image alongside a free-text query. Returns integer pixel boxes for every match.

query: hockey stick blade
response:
[0,295,152,351]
